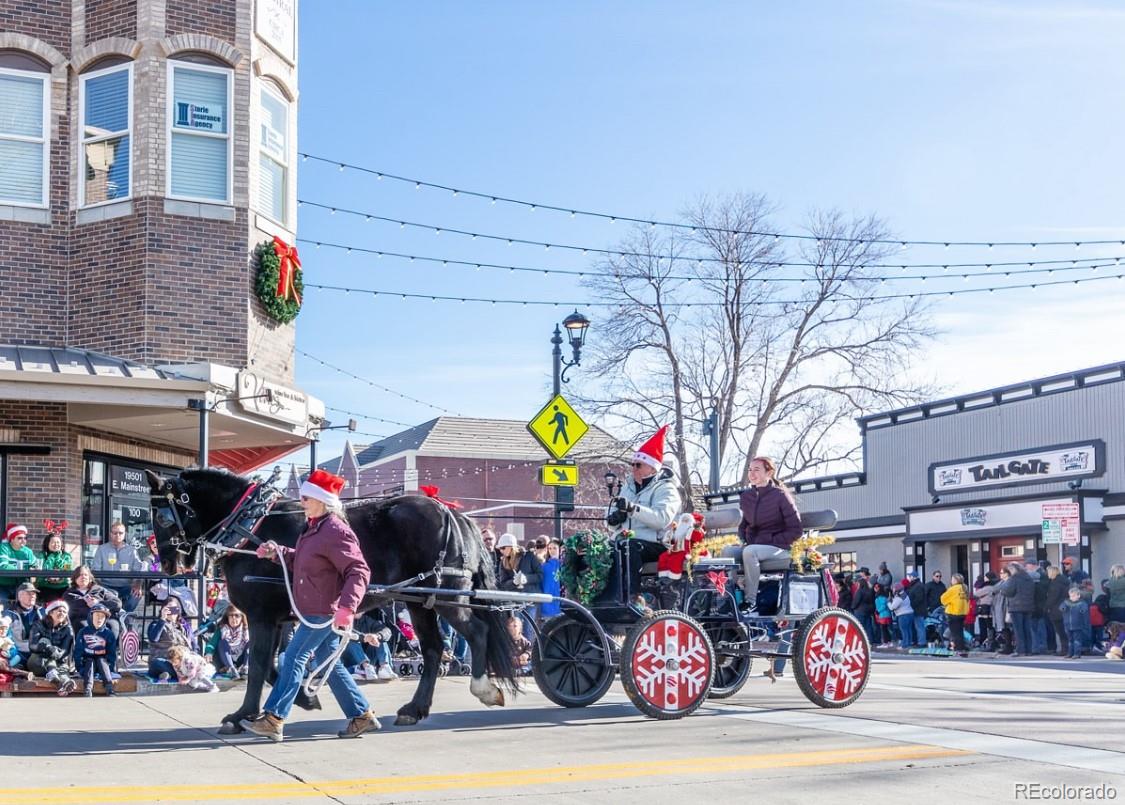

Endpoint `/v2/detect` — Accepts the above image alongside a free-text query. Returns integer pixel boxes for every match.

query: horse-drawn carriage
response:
[530,507,872,719]
[147,467,870,731]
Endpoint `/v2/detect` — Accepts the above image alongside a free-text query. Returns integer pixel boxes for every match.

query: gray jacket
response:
[998,571,1036,613]
[618,468,682,544]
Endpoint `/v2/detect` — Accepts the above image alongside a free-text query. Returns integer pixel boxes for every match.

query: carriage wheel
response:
[705,622,752,699]
[620,610,714,720]
[791,607,870,708]
[532,614,615,708]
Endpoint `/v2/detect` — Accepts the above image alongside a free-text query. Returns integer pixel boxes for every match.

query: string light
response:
[299,237,1123,283]
[301,265,1125,307]
[296,349,461,415]
[296,151,1125,248]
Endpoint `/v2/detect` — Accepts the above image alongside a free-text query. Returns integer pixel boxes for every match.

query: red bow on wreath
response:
[419,485,462,509]
[273,236,302,305]
[707,570,728,597]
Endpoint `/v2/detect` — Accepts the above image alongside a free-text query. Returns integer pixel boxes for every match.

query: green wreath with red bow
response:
[254,237,303,324]
[558,529,615,605]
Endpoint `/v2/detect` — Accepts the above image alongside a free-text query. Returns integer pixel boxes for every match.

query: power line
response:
[301,262,1125,306]
[297,349,463,416]
[299,151,1125,249]
[299,236,1124,283]
[324,404,411,428]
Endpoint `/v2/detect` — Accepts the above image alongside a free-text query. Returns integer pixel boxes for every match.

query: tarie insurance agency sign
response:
[928,440,1104,495]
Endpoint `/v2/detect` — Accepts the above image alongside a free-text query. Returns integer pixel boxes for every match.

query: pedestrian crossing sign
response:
[539,463,579,487]
[527,394,589,460]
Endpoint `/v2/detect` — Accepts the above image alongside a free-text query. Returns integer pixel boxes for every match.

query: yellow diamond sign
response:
[527,394,589,460]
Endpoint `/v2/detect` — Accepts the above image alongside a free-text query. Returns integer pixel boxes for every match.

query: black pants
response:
[948,615,967,652]
[81,656,114,691]
[1048,614,1068,654]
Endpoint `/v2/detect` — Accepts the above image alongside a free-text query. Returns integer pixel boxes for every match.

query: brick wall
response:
[85,0,137,41]
[1,402,73,529]
[0,223,68,345]
[165,0,235,42]
[0,0,69,53]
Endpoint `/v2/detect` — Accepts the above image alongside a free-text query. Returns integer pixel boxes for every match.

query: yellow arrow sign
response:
[527,394,589,460]
[539,463,579,487]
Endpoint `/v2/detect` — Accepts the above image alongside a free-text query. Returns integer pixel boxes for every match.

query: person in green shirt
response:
[0,524,40,599]
[37,532,73,604]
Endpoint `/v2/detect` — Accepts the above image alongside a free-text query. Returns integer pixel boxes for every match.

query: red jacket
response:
[738,484,802,549]
[274,513,370,616]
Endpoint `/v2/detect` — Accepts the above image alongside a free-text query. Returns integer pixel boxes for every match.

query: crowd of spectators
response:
[842,558,1125,661]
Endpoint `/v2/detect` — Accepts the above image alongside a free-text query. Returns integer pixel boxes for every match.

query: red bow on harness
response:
[707,571,728,597]
[419,485,462,510]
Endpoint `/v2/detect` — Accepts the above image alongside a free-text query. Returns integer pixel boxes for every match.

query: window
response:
[80,63,132,206]
[827,551,857,573]
[0,66,49,206]
[258,83,288,224]
[167,61,231,202]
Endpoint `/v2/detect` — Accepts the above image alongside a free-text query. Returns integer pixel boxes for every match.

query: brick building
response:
[302,417,630,544]
[0,0,318,559]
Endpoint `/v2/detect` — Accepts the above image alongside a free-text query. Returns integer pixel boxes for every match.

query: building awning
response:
[0,346,320,472]
[903,491,1106,545]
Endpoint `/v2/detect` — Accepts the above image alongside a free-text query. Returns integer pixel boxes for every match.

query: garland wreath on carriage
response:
[559,529,615,605]
[254,236,303,324]
[789,532,836,573]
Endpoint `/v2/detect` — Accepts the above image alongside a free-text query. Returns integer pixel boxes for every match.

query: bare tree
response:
[577,194,936,505]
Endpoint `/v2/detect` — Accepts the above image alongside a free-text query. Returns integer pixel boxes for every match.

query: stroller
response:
[926,605,973,649]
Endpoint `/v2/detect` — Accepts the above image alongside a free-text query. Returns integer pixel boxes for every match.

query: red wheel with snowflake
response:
[792,607,871,708]
[619,610,714,720]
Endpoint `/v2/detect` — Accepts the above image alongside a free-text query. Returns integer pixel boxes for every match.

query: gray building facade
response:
[705,361,1125,585]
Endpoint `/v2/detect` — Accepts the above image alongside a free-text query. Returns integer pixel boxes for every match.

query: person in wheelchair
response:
[605,425,682,566]
[722,456,802,613]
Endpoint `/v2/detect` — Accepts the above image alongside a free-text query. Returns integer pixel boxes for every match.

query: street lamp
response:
[307,418,357,474]
[553,310,591,394]
[549,311,590,540]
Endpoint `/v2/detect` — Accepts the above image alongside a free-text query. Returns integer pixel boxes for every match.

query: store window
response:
[167,61,231,202]
[79,62,132,206]
[82,456,172,562]
[0,61,49,207]
[257,83,288,224]
[827,551,858,573]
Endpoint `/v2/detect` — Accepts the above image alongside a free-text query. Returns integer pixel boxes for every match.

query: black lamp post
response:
[550,311,590,539]
[307,418,357,474]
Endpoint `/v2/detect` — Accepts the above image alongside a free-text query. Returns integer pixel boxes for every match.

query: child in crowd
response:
[204,606,249,679]
[1059,586,1090,659]
[1104,622,1124,660]
[28,599,77,695]
[74,602,117,696]
[167,644,218,692]
[507,616,531,674]
[873,583,893,648]
[0,611,33,686]
[147,602,191,681]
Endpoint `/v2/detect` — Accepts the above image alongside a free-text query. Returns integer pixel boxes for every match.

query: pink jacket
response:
[274,514,370,616]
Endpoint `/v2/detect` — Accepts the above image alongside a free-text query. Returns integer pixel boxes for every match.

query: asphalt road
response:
[2,654,1123,805]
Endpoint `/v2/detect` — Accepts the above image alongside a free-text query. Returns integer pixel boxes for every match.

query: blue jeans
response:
[897,614,914,648]
[262,617,369,721]
[343,639,390,669]
[1067,628,1085,657]
[1010,612,1034,655]
[439,618,469,661]
[913,613,927,645]
[1029,615,1047,653]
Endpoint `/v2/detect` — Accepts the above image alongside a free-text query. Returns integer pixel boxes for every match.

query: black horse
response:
[146,467,517,733]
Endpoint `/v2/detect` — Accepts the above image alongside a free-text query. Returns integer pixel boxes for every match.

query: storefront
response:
[704,361,1125,583]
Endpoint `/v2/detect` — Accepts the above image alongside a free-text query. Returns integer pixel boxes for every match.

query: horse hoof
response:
[217,721,244,735]
[394,714,418,726]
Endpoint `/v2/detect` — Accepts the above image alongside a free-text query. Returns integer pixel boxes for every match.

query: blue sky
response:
[293,1,1125,473]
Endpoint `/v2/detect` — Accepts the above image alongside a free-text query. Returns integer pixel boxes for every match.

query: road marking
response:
[0,745,966,803]
[866,680,1125,711]
[707,703,1125,775]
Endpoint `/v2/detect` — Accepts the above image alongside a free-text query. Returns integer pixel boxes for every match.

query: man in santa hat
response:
[607,426,683,563]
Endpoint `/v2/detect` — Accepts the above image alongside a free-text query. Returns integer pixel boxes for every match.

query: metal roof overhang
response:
[0,365,308,473]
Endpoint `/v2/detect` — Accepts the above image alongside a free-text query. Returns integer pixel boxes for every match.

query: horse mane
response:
[178,466,253,524]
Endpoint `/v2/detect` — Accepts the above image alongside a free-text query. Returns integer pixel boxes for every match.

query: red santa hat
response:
[300,469,346,507]
[632,425,668,471]
[4,523,27,542]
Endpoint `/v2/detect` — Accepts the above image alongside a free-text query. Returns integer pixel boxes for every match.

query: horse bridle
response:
[152,479,199,558]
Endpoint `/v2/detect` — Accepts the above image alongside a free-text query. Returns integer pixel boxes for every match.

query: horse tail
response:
[454,511,520,692]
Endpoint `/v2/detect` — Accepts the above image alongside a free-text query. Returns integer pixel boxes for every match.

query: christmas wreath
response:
[254,237,303,324]
[559,529,614,605]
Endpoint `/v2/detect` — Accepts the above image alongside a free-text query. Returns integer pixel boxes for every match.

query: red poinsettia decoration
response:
[419,485,463,509]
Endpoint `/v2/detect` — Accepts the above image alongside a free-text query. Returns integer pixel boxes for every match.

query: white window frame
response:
[165,60,233,204]
[0,65,50,208]
[257,81,289,227]
[78,61,133,209]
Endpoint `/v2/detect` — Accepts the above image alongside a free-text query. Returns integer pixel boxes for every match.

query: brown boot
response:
[337,710,381,739]
[240,712,284,742]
